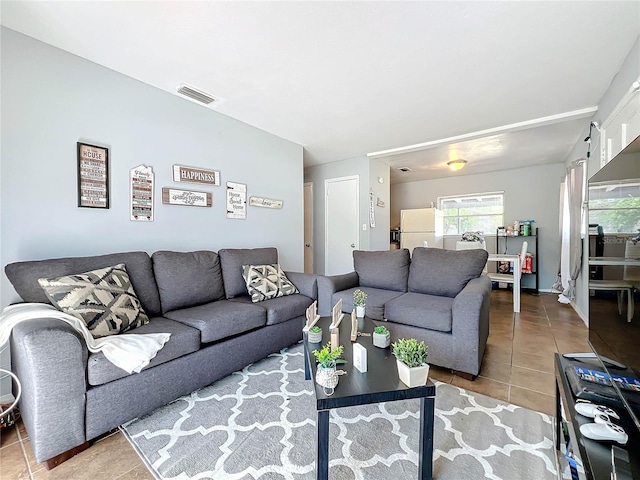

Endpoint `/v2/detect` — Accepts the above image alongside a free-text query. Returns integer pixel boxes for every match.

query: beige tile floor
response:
[0,289,588,479]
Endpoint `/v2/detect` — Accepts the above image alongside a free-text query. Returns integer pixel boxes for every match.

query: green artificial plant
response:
[391,338,429,368]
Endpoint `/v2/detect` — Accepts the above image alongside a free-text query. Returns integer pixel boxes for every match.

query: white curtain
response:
[555,160,586,303]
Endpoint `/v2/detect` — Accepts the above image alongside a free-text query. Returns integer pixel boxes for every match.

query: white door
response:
[325,176,359,275]
[304,182,314,273]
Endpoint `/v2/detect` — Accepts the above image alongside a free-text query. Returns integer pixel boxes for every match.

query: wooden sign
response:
[77,142,109,209]
[173,165,220,186]
[330,299,344,353]
[162,187,212,207]
[350,310,358,342]
[226,182,247,219]
[130,165,154,221]
[303,301,320,332]
[249,196,283,209]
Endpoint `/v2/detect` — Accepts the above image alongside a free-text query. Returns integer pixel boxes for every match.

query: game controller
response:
[580,422,628,445]
[574,402,620,420]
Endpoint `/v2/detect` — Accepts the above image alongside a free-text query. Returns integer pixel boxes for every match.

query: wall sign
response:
[162,187,212,207]
[226,182,247,219]
[172,165,220,186]
[130,165,154,221]
[77,142,109,208]
[249,196,283,209]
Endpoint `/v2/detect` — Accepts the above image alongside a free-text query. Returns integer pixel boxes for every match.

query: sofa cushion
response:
[38,264,150,338]
[384,292,454,333]
[152,250,225,312]
[353,249,410,292]
[87,317,200,386]
[408,247,488,298]
[163,300,267,343]
[230,293,312,325]
[5,251,162,317]
[219,248,278,299]
[242,264,299,302]
[331,287,404,321]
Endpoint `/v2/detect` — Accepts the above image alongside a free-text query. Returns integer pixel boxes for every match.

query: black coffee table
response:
[303,315,436,480]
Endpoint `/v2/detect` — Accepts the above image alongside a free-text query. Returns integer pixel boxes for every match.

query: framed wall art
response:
[77,142,109,208]
[130,164,154,221]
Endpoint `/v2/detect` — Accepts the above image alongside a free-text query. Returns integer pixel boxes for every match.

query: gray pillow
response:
[152,250,225,312]
[353,249,410,292]
[408,247,488,297]
[219,248,278,299]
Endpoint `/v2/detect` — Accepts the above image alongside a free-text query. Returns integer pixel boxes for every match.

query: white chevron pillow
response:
[241,264,299,303]
[38,263,150,338]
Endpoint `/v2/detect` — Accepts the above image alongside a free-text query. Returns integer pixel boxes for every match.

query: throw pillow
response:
[38,263,150,338]
[241,264,299,302]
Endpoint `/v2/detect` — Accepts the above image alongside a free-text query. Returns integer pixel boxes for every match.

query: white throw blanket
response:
[0,303,171,374]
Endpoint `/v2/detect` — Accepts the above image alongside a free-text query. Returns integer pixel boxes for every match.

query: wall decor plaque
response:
[173,165,220,186]
[162,187,212,207]
[130,165,154,221]
[77,142,109,208]
[226,182,246,219]
[249,196,283,209]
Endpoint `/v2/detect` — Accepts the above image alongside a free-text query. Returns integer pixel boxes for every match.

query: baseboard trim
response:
[569,300,588,325]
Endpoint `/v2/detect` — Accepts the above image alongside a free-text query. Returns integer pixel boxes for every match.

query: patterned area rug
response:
[121,343,558,480]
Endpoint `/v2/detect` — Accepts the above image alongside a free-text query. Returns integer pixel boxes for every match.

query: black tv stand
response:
[562,352,628,370]
[555,354,639,479]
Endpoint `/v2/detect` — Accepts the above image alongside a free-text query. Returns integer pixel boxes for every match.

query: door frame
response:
[303,181,314,274]
[324,175,359,275]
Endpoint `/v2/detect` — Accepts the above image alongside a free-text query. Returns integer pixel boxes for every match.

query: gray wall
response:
[0,27,304,305]
[304,157,390,275]
[570,35,640,321]
[391,162,566,292]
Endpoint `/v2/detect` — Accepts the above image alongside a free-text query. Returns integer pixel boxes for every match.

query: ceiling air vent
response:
[176,84,218,105]
[397,167,412,172]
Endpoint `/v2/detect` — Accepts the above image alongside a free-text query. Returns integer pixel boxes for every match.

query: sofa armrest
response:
[451,276,492,375]
[317,272,359,316]
[10,318,89,463]
[284,271,318,300]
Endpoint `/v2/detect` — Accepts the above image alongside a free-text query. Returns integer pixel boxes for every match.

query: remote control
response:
[575,402,620,420]
[580,422,628,445]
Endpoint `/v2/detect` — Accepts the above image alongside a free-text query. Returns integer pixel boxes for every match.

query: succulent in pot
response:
[312,343,345,390]
[372,324,390,348]
[308,325,322,343]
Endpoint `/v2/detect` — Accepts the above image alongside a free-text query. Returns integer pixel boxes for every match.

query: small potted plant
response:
[353,289,367,318]
[372,325,391,348]
[312,342,345,389]
[391,338,429,388]
[308,325,322,343]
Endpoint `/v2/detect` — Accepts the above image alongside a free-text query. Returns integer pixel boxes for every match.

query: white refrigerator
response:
[400,208,444,253]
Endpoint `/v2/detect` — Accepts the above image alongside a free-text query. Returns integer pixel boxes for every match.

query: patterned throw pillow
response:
[38,263,150,338]
[242,264,299,303]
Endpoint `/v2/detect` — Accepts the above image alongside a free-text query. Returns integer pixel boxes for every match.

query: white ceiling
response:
[2,1,639,184]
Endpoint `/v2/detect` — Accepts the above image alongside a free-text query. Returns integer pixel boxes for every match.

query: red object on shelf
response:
[522,253,533,274]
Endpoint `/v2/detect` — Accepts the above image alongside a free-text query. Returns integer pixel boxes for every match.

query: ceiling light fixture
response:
[447,160,467,171]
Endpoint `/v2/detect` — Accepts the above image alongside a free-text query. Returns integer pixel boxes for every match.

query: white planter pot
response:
[308,330,322,343]
[396,360,429,388]
[373,331,390,348]
[316,364,338,389]
[356,305,365,318]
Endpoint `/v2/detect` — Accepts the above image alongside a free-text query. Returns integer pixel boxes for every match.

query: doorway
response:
[325,175,359,275]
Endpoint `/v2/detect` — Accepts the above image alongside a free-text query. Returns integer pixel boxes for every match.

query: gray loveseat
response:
[4,247,316,468]
[317,247,490,379]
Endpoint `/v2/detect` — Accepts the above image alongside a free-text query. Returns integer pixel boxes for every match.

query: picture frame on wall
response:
[77,142,109,208]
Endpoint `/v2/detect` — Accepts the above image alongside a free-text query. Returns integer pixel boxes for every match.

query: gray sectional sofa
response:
[4,247,316,468]
[317,247,491,378]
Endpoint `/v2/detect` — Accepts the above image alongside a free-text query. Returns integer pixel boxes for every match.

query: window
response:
[588,181,640,233]
[438,192,504,236]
